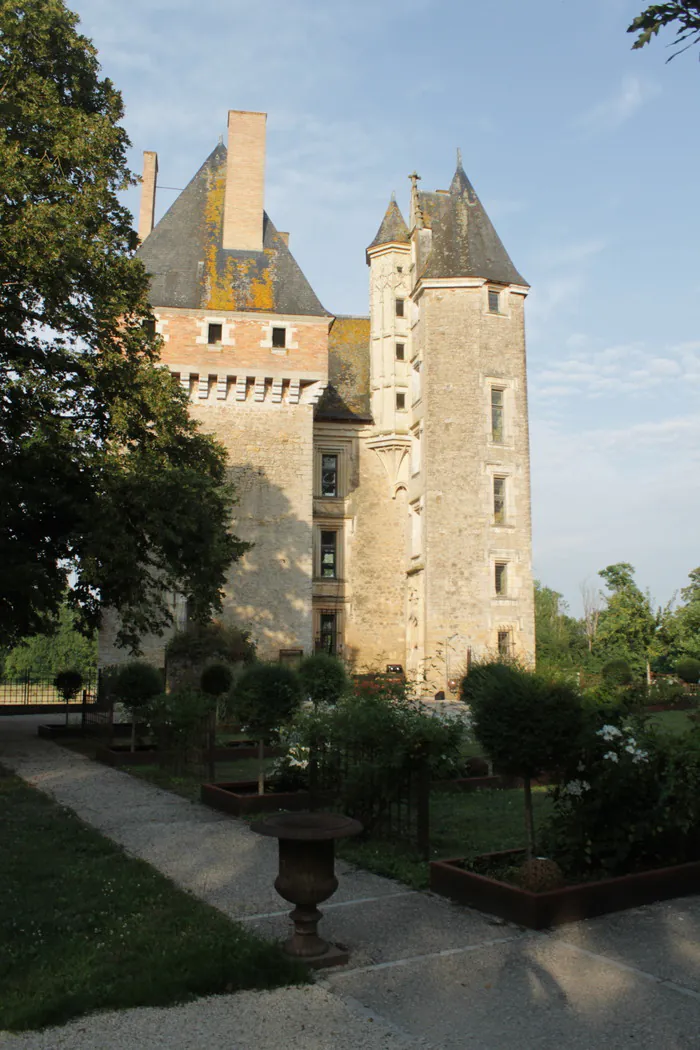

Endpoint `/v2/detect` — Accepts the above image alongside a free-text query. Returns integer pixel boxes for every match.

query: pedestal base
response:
[284,940,349,969]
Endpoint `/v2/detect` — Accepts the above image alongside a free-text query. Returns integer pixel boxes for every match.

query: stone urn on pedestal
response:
[252,811,362,968]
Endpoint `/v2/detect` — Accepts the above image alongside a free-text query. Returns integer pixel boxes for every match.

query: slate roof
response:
[315,316,372,423]
[420,164,528,287]
[137,144,329,316]
[366,195,410,258]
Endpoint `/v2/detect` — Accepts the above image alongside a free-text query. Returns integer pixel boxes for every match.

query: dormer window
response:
[208,323,222,344]
[272,327,286,349]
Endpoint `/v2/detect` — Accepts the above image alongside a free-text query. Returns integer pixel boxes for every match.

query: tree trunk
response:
[523,776,536,860]
[130,715,136,753]
[646,659,652,686]
[257,737,265,795]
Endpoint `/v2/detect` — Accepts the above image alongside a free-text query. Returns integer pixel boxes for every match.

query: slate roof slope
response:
[137,144,329,316]
[367,195,410,258]
[315,316,372,423]
[420,164,528,287]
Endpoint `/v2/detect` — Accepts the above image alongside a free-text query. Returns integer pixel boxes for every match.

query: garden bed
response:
[201,780,312,817]
[95,742,284,768]
[430,848,700,929]
[432,773,552,792]
[37,722,131,740]
[644,699,697,712]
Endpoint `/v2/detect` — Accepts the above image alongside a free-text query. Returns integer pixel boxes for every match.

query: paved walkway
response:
[2,715,700,1048]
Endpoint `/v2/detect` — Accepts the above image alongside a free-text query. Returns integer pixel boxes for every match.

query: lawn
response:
[0,770,308,1032]
[338,786,553,889]
[646,709,696,735]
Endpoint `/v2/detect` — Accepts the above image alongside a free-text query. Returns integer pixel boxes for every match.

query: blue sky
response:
[74,0,700,616]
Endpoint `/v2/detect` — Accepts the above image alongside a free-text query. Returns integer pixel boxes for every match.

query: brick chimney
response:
[138,151,158,243]
[223,110,267,252]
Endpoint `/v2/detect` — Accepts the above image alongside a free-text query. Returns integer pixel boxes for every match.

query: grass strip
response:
[0,771,309,1032]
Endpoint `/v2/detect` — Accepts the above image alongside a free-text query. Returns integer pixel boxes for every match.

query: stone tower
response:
[399,160,535,686]
[98,110,535,688]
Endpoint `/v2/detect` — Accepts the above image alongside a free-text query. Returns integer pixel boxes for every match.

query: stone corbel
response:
[366,436,411,497]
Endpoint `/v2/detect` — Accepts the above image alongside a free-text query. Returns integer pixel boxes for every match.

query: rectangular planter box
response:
[430,849,700,929]
[95,742,285,768]
[201,781,311,817]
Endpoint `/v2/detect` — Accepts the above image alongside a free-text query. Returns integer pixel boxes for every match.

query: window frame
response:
[395,342,405,361]
[395,297,405,318]
[488,288,501,314]
[490,386,505,444]
[494,560,508,596]
[493,475,506,525]
[497,629,512,657]
[320,453,339,498]
[271,326,286,349]
[396,391,406,411]
[207,322,223,345]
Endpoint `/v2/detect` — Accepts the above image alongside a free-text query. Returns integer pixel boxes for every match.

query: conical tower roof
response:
[366,195,410,260]
[420,162,527,287]
[137,143,329,315]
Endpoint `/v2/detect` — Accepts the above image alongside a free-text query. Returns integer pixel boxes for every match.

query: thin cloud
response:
[575,75,660,134]
[531,341,700,400]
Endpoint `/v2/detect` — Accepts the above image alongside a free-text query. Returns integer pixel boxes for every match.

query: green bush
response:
[676,658,700,684]
[147,688,216,772]
[601,659,633,687]
[53,669,83,701]
[228,664,303,793]
[463,661,584,856]
[200,662,234,697]
[543,720,700,877]
[108,661,163,709]
[165,622,255,688]
[298,653,348,706]
[292,688,464,833]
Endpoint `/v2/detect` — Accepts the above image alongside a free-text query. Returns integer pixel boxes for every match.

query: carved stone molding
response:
[366,435,411,498]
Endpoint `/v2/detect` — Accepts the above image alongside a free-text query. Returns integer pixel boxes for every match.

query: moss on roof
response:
[316,316,371,423]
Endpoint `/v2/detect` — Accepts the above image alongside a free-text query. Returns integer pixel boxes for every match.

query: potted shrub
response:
[227,663,302,795]
[199,661,234,779]
[462,662,584,858]
[54,668,83,726]
[109,661,163,752]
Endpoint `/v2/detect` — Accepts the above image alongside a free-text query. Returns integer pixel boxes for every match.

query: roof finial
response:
[408,171,422,191]
[391,190,396,203]
[218,133,224,145]
[456,147,463,169]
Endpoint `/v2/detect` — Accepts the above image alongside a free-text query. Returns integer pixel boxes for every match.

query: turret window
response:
[495,561,508,596]
[488,288,501,314]
[321,454,338,497]
[491,387,505,443]
[395,298,405,318]
[493,476,506,524]
[396,392,406,411]
[320,531,338,578]
[396,343,405,361]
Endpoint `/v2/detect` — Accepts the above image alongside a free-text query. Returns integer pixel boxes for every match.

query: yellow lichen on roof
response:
[203,166,237,311]
[247,250,275,311]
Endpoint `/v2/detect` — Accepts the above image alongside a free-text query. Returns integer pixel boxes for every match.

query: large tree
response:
[628,3,700,60]
[595,563,660,679]
[0,0,247,650]
[533,581,586,669]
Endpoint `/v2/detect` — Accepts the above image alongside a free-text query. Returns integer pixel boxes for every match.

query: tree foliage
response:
[4,605,96,679]
[534,581,586,669]
[595,563,660,676]
[298,653,348,706]
[628,2,700,60]
[0,0,248,650]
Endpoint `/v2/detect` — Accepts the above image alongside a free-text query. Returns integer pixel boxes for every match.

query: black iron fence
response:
[0,672,97,707]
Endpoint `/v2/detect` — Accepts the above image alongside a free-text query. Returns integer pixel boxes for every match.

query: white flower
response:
[597,725,623,741]
[562,779,591,797]
[603,751,619,763]
[632,750,648,764]
[577,761,586,772]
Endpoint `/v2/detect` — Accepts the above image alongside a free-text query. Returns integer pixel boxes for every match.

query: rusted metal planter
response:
[430,849,700,930]
[252,812,362,967]
[201,781,312,817]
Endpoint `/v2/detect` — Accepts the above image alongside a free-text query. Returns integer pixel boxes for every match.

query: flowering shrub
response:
[290,689,464,832]
[543,718,700,877]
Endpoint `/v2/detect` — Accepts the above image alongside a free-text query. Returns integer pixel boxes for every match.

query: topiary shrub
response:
[109,661,163,751]
[601,659,633,687]
[676,657,700,684]
[54,668,83,725]
[463,661,584,858]
[200,662,234,698]
[298,653,348,706]
[227,664,303,793]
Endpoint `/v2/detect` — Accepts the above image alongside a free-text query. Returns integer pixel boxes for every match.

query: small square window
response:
[272,327,286,349]
[208,323,222,344]
[396,343,405,361]
[495,561,507,596]
[488,289,501,314]
[321,454,338,498]
[396,392,406,411]
[397,265,403,274]
[493,476,506,524]
[395,298,405,318]
[142,318,156,339]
